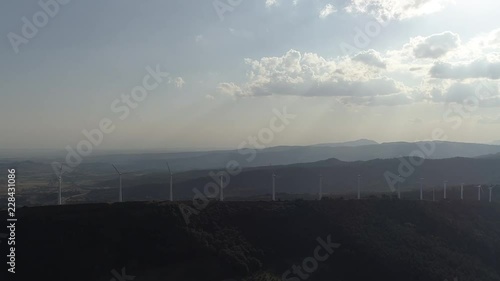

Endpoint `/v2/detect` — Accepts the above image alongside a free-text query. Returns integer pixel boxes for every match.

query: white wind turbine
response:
[488,185,494,203]
[112,164,132,203]
[220,174,224,201]
[166,162,173,201]
[272,169,276,201]
[477,185,483,201]
[57,165,64,205]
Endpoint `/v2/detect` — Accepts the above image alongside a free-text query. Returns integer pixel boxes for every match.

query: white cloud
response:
[478,115,500,124]
[216,27,500,107]
[345,0,454,22]
[411,31,460,59]
[217,82,245,96]
[195,35,203,43]
[430,58,500,80]
[205,94,215,100]
[217,49,411,105]
[319,4,337,19]
[173,77,185,88]
[352,49,386,68]
[265,0,278,7]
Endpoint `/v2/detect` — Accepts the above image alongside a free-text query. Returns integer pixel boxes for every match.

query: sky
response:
[1,0,500,152]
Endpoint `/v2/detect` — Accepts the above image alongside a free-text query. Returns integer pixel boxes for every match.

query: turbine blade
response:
[166,162,172,175]
[112,164,120,175]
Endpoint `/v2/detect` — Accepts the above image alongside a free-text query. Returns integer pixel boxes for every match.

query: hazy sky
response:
[1,0,500,151]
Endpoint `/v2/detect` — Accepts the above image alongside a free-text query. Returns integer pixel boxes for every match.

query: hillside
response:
[4,156,500,207]
[88,156,500,203]
[4,200,500,281]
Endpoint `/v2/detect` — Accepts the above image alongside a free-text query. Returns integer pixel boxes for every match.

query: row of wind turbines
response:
[55,164,497,205]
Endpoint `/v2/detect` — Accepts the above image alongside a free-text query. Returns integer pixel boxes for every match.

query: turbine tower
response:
[166,162,173,201]
[477,185,482,201]
[357,174,361,200]
[112,164,131,203]
[489,185,494,203]
[443,181,447,200]
[397,175,401,199]
[460,183,464,200]
[58,165,64,205]
[319,173,323,200]
[420,177,424,201]
[272,170,276,201]
[220,174,224,201]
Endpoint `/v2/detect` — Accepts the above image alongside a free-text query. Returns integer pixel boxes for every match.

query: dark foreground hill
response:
[3,200,500,281]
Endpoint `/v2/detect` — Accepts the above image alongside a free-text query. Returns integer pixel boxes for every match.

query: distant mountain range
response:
[80,140,500,173]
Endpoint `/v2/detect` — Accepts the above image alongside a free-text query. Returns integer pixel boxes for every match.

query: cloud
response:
[205,94,215,100]
[478,116,500,124]
[195,35,203,43]
[215,28,500,107]
[319,4,337,19]
[217,49,411,105]
[352,49,386,68]
[430,80,500,106]
[217,82,245,96]
[173,77,185,88]
[345,0,454,22]
[411,31,460,59]
[429,58,500,80]
[265,0,278,7]
[341,92,414,106]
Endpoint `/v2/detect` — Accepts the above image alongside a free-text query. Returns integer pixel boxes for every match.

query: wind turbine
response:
[489,185,494,203]
[419,178,424,201]
[220,174,224,201]
[319,173,323,200]
[272,170,276,201]
[460,183,464,200]
[58,165,64,205]
[357,174,361,200]
[477,185,483,201]
[397,175,401,199]
[112,164,131,203]
[166,162,173,201]
[443,181,447,200]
